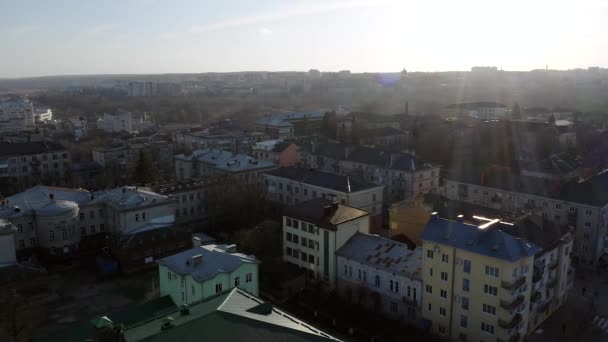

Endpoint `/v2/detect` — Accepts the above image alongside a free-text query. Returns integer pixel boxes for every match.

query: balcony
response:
[532,266,543,283]
[499,313,522,329]
[548,260,559,271]
[531,291,541,303]
[548,277,558,289]
[502,277,526,290]
[500,295,525,311]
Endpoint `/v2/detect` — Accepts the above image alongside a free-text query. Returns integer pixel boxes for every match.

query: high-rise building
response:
[0,97,35,132]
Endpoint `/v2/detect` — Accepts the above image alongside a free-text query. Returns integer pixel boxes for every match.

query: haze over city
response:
[2,0,608,77]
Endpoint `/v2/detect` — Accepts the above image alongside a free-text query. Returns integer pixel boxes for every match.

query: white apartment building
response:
[443,170,608,267]
[282,198,370,288]
[336,233,422,321]
[34,108,53,124]
[0,97,35,133]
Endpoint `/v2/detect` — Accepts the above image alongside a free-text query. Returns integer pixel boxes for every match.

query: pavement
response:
[528,269,608,342]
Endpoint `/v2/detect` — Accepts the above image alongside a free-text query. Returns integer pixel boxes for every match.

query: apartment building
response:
[421,214,573,342]
[253,111,324,139]
[336,233,422,321]
[174,148,276,184]
[0,141,72,187]
[421,215,538,341]
[0,97,35,133]
[299,141,440,202]
[0,185,175,261]
[33,108,53,124]
[97,109,152,133]
[282,198,370,288]
[158,243,259,305]
[251,139,298,166]
[92,139,175,177]
[445,102,507,120]
[443,170,608,267]
[149,177,229,227]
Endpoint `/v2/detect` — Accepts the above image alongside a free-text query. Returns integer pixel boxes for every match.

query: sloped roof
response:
[125,288,340,342]
[0,141,66,157]
[174,148,276,173]
[421,216,541,262]
[336,233,421,279]
[264,167,382,193]
[284,198,369,231]
[157,244,258,283]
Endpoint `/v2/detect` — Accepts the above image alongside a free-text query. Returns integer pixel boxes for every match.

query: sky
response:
[1,0,608,78]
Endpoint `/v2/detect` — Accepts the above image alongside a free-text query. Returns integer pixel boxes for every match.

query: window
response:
[425,284,432,294]
[90,211,94,218]
[286,218,292,227]
[482,304,496,315]
[192,285,196,296]
[292,249,299,258]
[439,307,446,316]
[135,214,139,222]
[390,302,398,313]
[375,275,381,287]
[79,213,84,221]
[142,212,146,220]
[286,247,292,256]
[301,237,307,246]
[286,232,292,242]
[50,247,56,255]
[100,224,105,232]
[461,297,469,310]
[215,283,223,293]
[442,254,448,263]
[460,314,468,328]
[17,224,23,233]
[390,280,394,291]
[308,254,314,263]
[293,235,299,244]
[293,220,299,229]
[18,240,25,249]
[62,229,67,240]
[440,289,447,299]
[458,333,467,342]
[462,278,470,292]
[483,284,498,296]
[427,250,434,259]
[395,281,399,293]
[246,273,253,283]
[440,272,448,282]
[344,264,348,275]
[28,222,33,230]
[301,252,307,262]
[49,230,55,241]
[429,268,433,277]
[585,209,593,215]
[463,259,471,273]
[235,277,240,287]
[485,266,499,277]
[481,322,495,335]
[90,225,96,234]
[29,238,36,247]
[428,303,432,311]
[584,221,591,227]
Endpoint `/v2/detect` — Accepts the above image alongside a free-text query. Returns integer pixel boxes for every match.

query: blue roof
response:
[421,216,541,262]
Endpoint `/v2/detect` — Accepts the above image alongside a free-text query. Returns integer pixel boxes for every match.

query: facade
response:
[253,111,324,139]
[97,109,152,133]
[0,141,72,186]
[34,108,53,124]
[446,102,507,120]
[158,244,259,305]
[282,198,370,288]
[0,97,35,133]
[67,117,87,141]
[149,177,230,227]
[92,139,175,177]
[0,219,18,266]
[252,139,298,166]
[336,233,422,321]
[443,170,608,267]
[0,185,175,260]
[263,166,384,217]
[174,148,277,184]
[299,141,440,202]
[175,131,237,152]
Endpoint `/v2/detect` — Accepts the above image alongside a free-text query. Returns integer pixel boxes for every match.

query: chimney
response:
[430,212,438,220]
[191,254,203,265]
[456,214,464,223]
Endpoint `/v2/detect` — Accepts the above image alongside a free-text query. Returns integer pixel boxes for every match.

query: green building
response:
[158,243,259,305]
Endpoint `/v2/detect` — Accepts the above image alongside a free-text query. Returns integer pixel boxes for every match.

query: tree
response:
[511,102,521,119]
[320,112,337,139]
[134,149,154,184]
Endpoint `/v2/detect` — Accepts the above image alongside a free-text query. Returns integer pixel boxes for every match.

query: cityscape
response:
[2,1,608,342]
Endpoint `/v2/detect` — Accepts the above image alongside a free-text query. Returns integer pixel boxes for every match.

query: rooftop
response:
[253,139,293,152]
[421,214,541,262]
[174,148,276,173]
[284,198,369,231]
[254,111,324,128]
[301,142,434,172]
[522,152,580,176]
[0,141,66,157]
[337,233,421,279]
[446,102,507,110]
[265,167,382,193]
[0,185,171,219]
[157,244,258,283]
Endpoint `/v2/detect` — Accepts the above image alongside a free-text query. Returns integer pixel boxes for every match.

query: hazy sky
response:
[1,0,607,78]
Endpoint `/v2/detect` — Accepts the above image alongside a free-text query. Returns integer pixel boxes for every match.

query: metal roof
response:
[265,167,382,193]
